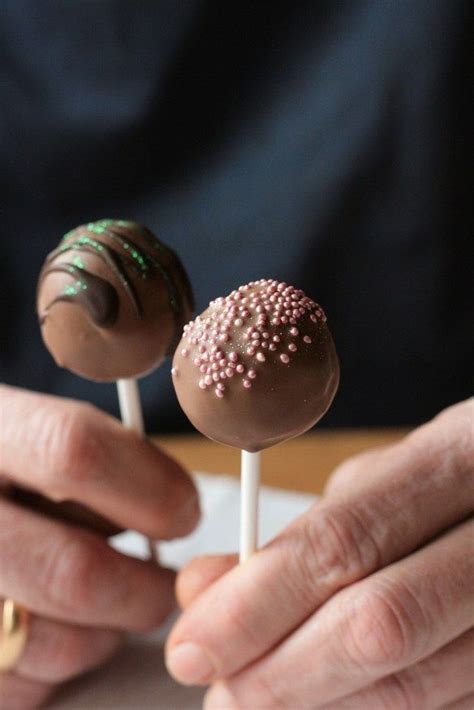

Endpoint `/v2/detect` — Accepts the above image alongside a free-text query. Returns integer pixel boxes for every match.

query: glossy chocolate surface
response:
[172,279,339,451]
[37,219,193,381]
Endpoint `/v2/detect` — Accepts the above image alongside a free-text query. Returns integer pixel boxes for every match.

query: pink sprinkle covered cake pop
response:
[172,279,339,452]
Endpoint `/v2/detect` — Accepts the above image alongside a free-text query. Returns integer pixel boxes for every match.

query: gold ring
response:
[0,599,29,672]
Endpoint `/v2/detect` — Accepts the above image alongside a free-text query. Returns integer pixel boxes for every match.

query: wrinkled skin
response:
[167,399,474,710]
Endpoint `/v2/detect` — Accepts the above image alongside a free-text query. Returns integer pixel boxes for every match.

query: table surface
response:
[154,428,410,495]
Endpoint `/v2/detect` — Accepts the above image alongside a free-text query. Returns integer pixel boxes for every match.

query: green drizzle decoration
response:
[41,219,193,349]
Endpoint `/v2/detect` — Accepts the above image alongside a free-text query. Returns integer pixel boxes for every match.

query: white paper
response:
[51,473,317,710]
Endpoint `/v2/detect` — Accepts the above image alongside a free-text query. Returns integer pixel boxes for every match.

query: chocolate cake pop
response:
[172,279,339,452]
[37,219,194,381]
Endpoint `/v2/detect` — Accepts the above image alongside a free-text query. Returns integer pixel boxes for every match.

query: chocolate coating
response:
[37,219,194,381]
[172,279,339,452]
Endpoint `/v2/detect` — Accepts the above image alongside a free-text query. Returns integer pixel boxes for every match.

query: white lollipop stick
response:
[117,378,158,564]
[240,449,261,563]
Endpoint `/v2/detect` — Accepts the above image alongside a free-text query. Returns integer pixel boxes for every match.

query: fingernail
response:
[204,683,238,709]
[166,642,214,685]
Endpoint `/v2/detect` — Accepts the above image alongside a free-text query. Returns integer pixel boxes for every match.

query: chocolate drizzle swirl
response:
[40,264,119,327]
[39,219,193,345]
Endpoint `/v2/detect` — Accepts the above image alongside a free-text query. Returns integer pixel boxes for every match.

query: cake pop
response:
[172,279,339,452]
[37,219,193,382]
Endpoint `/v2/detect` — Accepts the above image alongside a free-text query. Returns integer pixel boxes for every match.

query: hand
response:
[166,399,473,709]
[0,385,200,709]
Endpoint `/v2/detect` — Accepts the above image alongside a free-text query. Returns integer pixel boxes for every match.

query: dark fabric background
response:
[1,0,472,431]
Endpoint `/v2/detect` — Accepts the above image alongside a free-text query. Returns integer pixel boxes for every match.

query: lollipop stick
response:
[240,450,261,563]
[117,378,144,432]
[117,378,158,564]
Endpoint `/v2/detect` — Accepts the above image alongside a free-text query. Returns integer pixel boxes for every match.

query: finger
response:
[14,616,122,684]
[0,386,200,539]
[176,555,237,609]
[0,498,176,631]
[0,673,54,710]
[444,693,474,710]
[325,398,473,499]
[320,628,474,710]
[7,486,121,537]
[323,445,387,497]
[166,400,473,684]
[203,518,474,709]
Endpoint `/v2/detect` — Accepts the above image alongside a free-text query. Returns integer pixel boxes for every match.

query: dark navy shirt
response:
[1,1,472,431]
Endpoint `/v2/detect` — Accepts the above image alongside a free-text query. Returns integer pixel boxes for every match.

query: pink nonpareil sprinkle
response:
[181,279,329,394]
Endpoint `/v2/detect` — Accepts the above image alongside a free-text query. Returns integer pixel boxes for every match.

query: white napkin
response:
[51,473,316,710]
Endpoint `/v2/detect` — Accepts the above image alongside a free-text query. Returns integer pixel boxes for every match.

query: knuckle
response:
[39,404,103,497]
[219,591,263,652]
[376,670,429,710]
[43,534,107,612]
[344,579,427,670]
[290,503,381,597]
[409,399,474,491]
